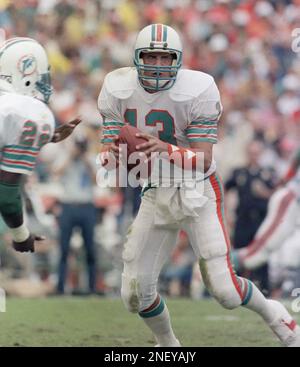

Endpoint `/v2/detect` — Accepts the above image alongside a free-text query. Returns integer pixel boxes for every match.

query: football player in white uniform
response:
[98,24,300,347]
[0,37,80,253]
[232,165,300,271]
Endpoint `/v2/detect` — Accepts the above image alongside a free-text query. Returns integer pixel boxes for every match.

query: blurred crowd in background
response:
[0,0,300,299]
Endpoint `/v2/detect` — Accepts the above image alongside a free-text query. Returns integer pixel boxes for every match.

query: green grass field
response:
[0,297,298,347]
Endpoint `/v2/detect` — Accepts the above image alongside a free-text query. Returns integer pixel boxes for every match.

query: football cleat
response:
[268,300,300,347]
[155,339,181,347]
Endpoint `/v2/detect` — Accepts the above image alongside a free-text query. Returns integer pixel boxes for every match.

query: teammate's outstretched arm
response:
[51,117,82,143]
[0,113,82,253]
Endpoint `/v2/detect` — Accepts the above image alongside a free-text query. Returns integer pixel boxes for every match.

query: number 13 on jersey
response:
[124,109,177,145]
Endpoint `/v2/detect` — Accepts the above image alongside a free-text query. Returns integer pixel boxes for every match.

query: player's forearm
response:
[167,144,212,173]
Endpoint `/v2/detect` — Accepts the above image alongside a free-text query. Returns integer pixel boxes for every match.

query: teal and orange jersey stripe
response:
[101,121,124,144]
[151,24,168,43]
[1,144,39,173]
[186,121,218,144]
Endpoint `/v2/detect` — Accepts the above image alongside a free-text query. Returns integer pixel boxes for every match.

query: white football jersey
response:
[98,67,222,183]
[288,167,300,199]
[0,92,55,175]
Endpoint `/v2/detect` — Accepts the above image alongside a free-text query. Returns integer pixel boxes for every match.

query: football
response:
[117,125,152,178]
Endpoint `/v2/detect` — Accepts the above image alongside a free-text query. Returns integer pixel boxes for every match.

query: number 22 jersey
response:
[0,92,55,175]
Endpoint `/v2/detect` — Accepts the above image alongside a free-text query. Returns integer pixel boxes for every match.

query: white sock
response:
[139,296,179,346]
[242,279,278,323]
[241,279,300,345]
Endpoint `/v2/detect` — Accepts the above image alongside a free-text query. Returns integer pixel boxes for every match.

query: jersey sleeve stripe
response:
[1,158,35,168]
[3,148,38,157]
[5,144,40,152]
[103,121,124,127]
[2,152,37,163]
[0,162,34,172]
[186,128,217,135]
[103,129,120,135]
[103,125,121,130]
[189,120,218,126]
[101,137,114,144]
[187,133,217,139]
[101,119,122,144]
[187,137,217,144]
[102,133,118,139]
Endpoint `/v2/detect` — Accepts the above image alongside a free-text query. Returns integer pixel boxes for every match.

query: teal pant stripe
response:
[139,298,165,318]
[241,280,253,306]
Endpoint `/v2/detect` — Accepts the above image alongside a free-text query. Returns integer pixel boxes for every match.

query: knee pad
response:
[121,274,157,313]
[121,274,140,313]
[200,258,242,310]
[211,282,242,310]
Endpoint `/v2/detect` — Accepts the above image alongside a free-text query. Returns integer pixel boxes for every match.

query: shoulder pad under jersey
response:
[104,67,137,100]
[0,93,54,122]
[169,69,215,102]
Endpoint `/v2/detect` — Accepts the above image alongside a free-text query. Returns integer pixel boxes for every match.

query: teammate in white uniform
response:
[233,165,300,270]
[0,37,80,253]
[98,24,300,347]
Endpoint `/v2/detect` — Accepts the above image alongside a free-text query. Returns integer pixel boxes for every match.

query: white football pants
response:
[121,173,249,313]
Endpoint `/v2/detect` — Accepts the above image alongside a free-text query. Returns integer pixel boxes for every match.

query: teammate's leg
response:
[182,173,300,346]
[120,189,180,346]
[277,228,300,296]
[234,187,298,270]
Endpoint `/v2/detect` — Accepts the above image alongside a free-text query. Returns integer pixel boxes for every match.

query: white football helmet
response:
[134,24,182,92]
[0,37,52,103]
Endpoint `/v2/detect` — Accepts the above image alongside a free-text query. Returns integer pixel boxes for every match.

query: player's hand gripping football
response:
[51,117,82,143]
[109,136,122,161]
[100,137,122,170]
[135,133,168,156]
[13,234,45,253]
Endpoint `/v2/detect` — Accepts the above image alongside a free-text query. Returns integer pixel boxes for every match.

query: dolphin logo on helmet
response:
[0,37,52,103]
[18,54,37,76]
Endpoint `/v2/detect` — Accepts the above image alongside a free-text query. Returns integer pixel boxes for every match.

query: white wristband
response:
[11,223,30,243]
